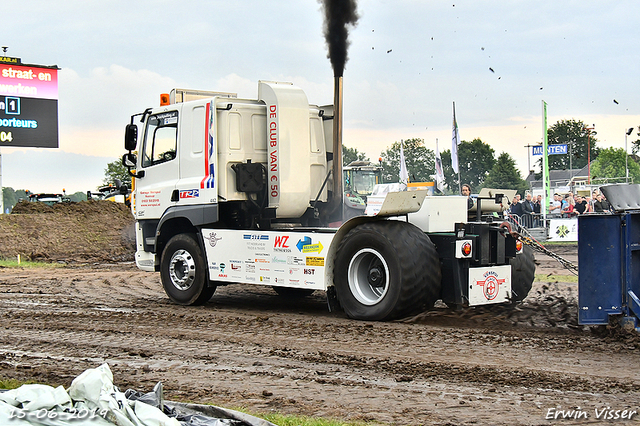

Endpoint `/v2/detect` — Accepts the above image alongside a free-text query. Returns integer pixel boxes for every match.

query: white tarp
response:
[0,364,180,426]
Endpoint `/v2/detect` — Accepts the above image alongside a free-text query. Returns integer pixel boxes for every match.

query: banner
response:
[399,139,409,185]
[548,218,578,242]
[451,102,460,174]
[533,144,567,156]
[435,139,444,192]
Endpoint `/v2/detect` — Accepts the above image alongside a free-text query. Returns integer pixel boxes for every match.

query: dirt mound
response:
[0,200,135,263]
[10,201,56,214]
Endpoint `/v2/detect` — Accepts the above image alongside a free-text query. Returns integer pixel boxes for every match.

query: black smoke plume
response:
[320,0,359,77]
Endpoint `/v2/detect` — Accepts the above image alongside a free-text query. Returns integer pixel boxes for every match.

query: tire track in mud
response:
[1,264,640,425]
[1,300,637,396]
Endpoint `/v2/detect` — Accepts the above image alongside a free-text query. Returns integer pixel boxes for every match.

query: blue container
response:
[578,212,640,327]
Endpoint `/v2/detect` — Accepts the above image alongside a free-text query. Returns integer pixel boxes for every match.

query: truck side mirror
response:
[122,153,145,178]
[124,124,138,151]
[122,152,137,168]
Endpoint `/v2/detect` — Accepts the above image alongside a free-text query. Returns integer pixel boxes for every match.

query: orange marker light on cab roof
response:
[160,93,170,106]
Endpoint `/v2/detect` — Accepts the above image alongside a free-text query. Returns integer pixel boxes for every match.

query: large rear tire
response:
[335,221,441,321]
[510,245,535,302]
[160,233,216,305]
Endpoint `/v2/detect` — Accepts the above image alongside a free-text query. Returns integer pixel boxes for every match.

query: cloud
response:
[57,65,180,157]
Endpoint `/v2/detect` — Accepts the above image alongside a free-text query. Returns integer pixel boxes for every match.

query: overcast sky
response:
[2,0,640,195]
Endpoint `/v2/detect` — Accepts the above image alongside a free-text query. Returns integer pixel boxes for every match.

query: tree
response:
[2,188,30,213]
[2,187,17,213]
[342,145,369,166]
[483,152,528,195]
[590,147,640,184]
[631,127,640,155]
[440,138,495,193]
[103,158,131,188]
[68,192,88,202]
[379,138,435,183]
[543,119,599,170]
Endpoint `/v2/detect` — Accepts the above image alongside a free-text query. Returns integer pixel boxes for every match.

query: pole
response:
[569,143,573,180]
[542,101,550,221]
[625,127,633,183]
[587,131,591,184]
[586,126,594,185]
[626,132,629,183]
[524,144,532,173]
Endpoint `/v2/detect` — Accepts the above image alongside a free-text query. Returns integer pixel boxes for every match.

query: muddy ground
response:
[0,203,638,425]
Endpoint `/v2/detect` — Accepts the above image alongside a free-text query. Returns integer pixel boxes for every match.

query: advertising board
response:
[0,57,59,148]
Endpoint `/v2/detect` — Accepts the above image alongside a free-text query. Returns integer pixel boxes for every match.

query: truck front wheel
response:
[335,221,441,321]
[160,233,215,305]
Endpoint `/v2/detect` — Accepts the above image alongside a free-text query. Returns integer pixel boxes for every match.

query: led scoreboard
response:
[0,56,59,148]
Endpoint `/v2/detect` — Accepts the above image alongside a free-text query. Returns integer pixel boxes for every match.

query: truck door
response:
[176,101,217,206]
[135,108,181,219]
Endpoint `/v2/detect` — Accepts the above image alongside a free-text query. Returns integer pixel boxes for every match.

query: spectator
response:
[560,194,569,212]
[510,196,523,217]
[522,193,535,213]
[590,191,598,212]
[534,195,542,214]
[461,183,474,210]
[584,195,593,213]
[521,193,535,226]
[574,195,588,215]
[593,193,612,212]
[549,194,562,217]
[561,194,575,218]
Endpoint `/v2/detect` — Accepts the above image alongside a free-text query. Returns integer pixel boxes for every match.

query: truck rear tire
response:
[335,221,441,321]
[510,245,535,302]
[160,233,216,305]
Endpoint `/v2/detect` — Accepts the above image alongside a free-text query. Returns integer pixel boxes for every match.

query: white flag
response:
[452,102,460,174]
[399,139,409,186]
[435,139,444,192]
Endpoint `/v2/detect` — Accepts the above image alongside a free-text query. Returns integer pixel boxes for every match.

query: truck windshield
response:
[346,170,380,196]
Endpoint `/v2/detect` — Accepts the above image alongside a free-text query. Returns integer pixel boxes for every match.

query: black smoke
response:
[320,0,359,77]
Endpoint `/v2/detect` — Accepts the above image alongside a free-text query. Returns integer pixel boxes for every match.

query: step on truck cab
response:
[122,80,534,321]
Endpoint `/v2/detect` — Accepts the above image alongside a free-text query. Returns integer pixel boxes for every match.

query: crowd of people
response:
[545,190,612,217]
[460,184,613,228]
[508,190,613,227]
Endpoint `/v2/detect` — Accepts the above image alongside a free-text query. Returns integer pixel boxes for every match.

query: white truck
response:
[122,80,534,321]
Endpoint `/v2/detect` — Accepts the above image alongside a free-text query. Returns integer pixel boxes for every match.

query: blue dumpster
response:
[578,184,640,330]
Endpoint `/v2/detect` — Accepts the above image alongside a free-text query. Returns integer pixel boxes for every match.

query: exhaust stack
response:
[319,0,358,222]
[331,76,343,217]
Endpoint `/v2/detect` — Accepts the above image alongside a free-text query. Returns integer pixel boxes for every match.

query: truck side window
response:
[142,111,178,168]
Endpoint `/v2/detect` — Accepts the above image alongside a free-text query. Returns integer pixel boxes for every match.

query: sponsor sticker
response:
[476,271,505,301]
[179,189,199,199]
[306,256,325,267]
